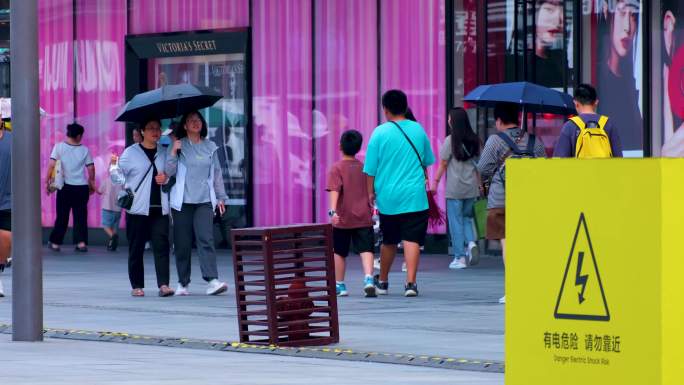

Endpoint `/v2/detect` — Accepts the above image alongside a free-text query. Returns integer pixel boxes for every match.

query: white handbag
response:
[51,159,64,190]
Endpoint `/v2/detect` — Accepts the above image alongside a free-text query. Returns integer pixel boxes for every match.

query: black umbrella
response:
[115,83,223,123]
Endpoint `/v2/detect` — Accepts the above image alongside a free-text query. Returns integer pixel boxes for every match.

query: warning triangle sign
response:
[554,213,610,321]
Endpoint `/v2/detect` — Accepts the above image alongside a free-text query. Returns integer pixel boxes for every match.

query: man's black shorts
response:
[379,210,429,246]
[0,210,10,232]
[333,226,374,258]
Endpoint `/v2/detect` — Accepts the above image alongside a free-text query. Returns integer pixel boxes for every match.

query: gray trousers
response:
[172,203,218,286]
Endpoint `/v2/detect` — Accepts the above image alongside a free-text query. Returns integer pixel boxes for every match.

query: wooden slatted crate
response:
[230,224,339,346]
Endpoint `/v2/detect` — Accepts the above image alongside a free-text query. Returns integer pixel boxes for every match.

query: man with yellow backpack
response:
[553,84,623,158]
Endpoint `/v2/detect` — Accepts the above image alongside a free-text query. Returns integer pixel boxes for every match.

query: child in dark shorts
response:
[326,130,376,298]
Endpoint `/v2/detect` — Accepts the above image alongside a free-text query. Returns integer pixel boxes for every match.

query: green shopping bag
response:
[473,198,488,240]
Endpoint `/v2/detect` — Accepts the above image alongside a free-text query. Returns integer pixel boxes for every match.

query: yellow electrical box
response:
[506,159,684,385]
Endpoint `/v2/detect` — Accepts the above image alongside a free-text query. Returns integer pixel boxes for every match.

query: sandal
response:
[131,288,145,297]
[158,285,175,297]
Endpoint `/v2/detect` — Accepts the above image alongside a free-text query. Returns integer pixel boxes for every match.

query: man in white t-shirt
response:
[46,123,96,252]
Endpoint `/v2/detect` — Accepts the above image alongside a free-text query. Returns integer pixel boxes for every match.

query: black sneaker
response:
[111,234,119,251]
[404,282,418,297]
[373,274,388,295]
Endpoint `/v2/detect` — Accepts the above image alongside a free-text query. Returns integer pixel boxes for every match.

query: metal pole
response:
[10,0,43,342]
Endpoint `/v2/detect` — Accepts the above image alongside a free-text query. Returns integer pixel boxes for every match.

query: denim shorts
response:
[101,209,122,229]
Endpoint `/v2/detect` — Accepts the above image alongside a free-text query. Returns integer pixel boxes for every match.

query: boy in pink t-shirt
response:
[326,130,376,298]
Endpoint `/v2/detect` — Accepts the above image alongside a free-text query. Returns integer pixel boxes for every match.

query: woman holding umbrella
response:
[166,110,229,296]
[113,118,174,297]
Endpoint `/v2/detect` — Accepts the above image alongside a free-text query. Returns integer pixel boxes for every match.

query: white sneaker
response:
[467,241,480,266]
[499,295,506,304]
[206,279,228,295]
[0,280,4,297]
[401,262,407,272]
[175,284,190,296]
[449,257,467,270]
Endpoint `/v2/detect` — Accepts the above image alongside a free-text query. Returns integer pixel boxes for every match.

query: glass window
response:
[475,0,575,153]
[453,0,479,107]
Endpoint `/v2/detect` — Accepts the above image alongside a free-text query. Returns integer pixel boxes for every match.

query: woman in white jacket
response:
[114,119,174,297]
[166,110,229,296]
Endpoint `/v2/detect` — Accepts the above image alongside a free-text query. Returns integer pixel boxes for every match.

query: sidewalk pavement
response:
[0,247,504,375]
[0,333,503,385]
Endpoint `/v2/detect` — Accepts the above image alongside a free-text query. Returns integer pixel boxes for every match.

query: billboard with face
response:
[595,0,643,155]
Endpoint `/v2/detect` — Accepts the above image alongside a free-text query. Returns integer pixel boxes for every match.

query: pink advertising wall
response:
[39,0,447,233]
[39,0,75,227]
[75,0,127,227]
[252,0,313,225]
[314,0,378,224]
[381,0,447,232]
[128,0,249,34]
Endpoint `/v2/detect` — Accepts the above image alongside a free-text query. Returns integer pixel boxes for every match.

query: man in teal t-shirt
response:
[364,89,435,297]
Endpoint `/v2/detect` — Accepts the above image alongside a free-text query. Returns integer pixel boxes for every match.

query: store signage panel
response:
[127,30,248,58]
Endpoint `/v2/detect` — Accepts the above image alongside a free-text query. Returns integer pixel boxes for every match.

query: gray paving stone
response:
[0,334,504,385]
[0,247,505,368]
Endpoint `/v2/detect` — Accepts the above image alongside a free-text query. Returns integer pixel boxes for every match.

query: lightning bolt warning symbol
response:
[554,213,610,322]
[575,252,589,304]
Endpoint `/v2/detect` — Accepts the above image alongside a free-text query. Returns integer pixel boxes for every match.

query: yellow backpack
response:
[571,115,612,159]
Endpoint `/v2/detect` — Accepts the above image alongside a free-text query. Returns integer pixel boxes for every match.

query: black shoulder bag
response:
[117,159,155,210]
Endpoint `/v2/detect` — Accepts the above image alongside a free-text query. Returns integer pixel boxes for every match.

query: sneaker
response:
[0,280,4,297]
[175,284,190,296]
[373,257,381,270]
[111,234,119,252]
[499,295,506,304]
[373,274,388,295]
[467,241,480,266]
[363,276,377,297]
[404,282,418,297]
[206,279,228,295]
[401,262,407,272]
[449,257,467,270]
[336,282,348,297]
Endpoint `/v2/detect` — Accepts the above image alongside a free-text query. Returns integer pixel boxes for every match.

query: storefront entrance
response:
[125,29,252,230]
